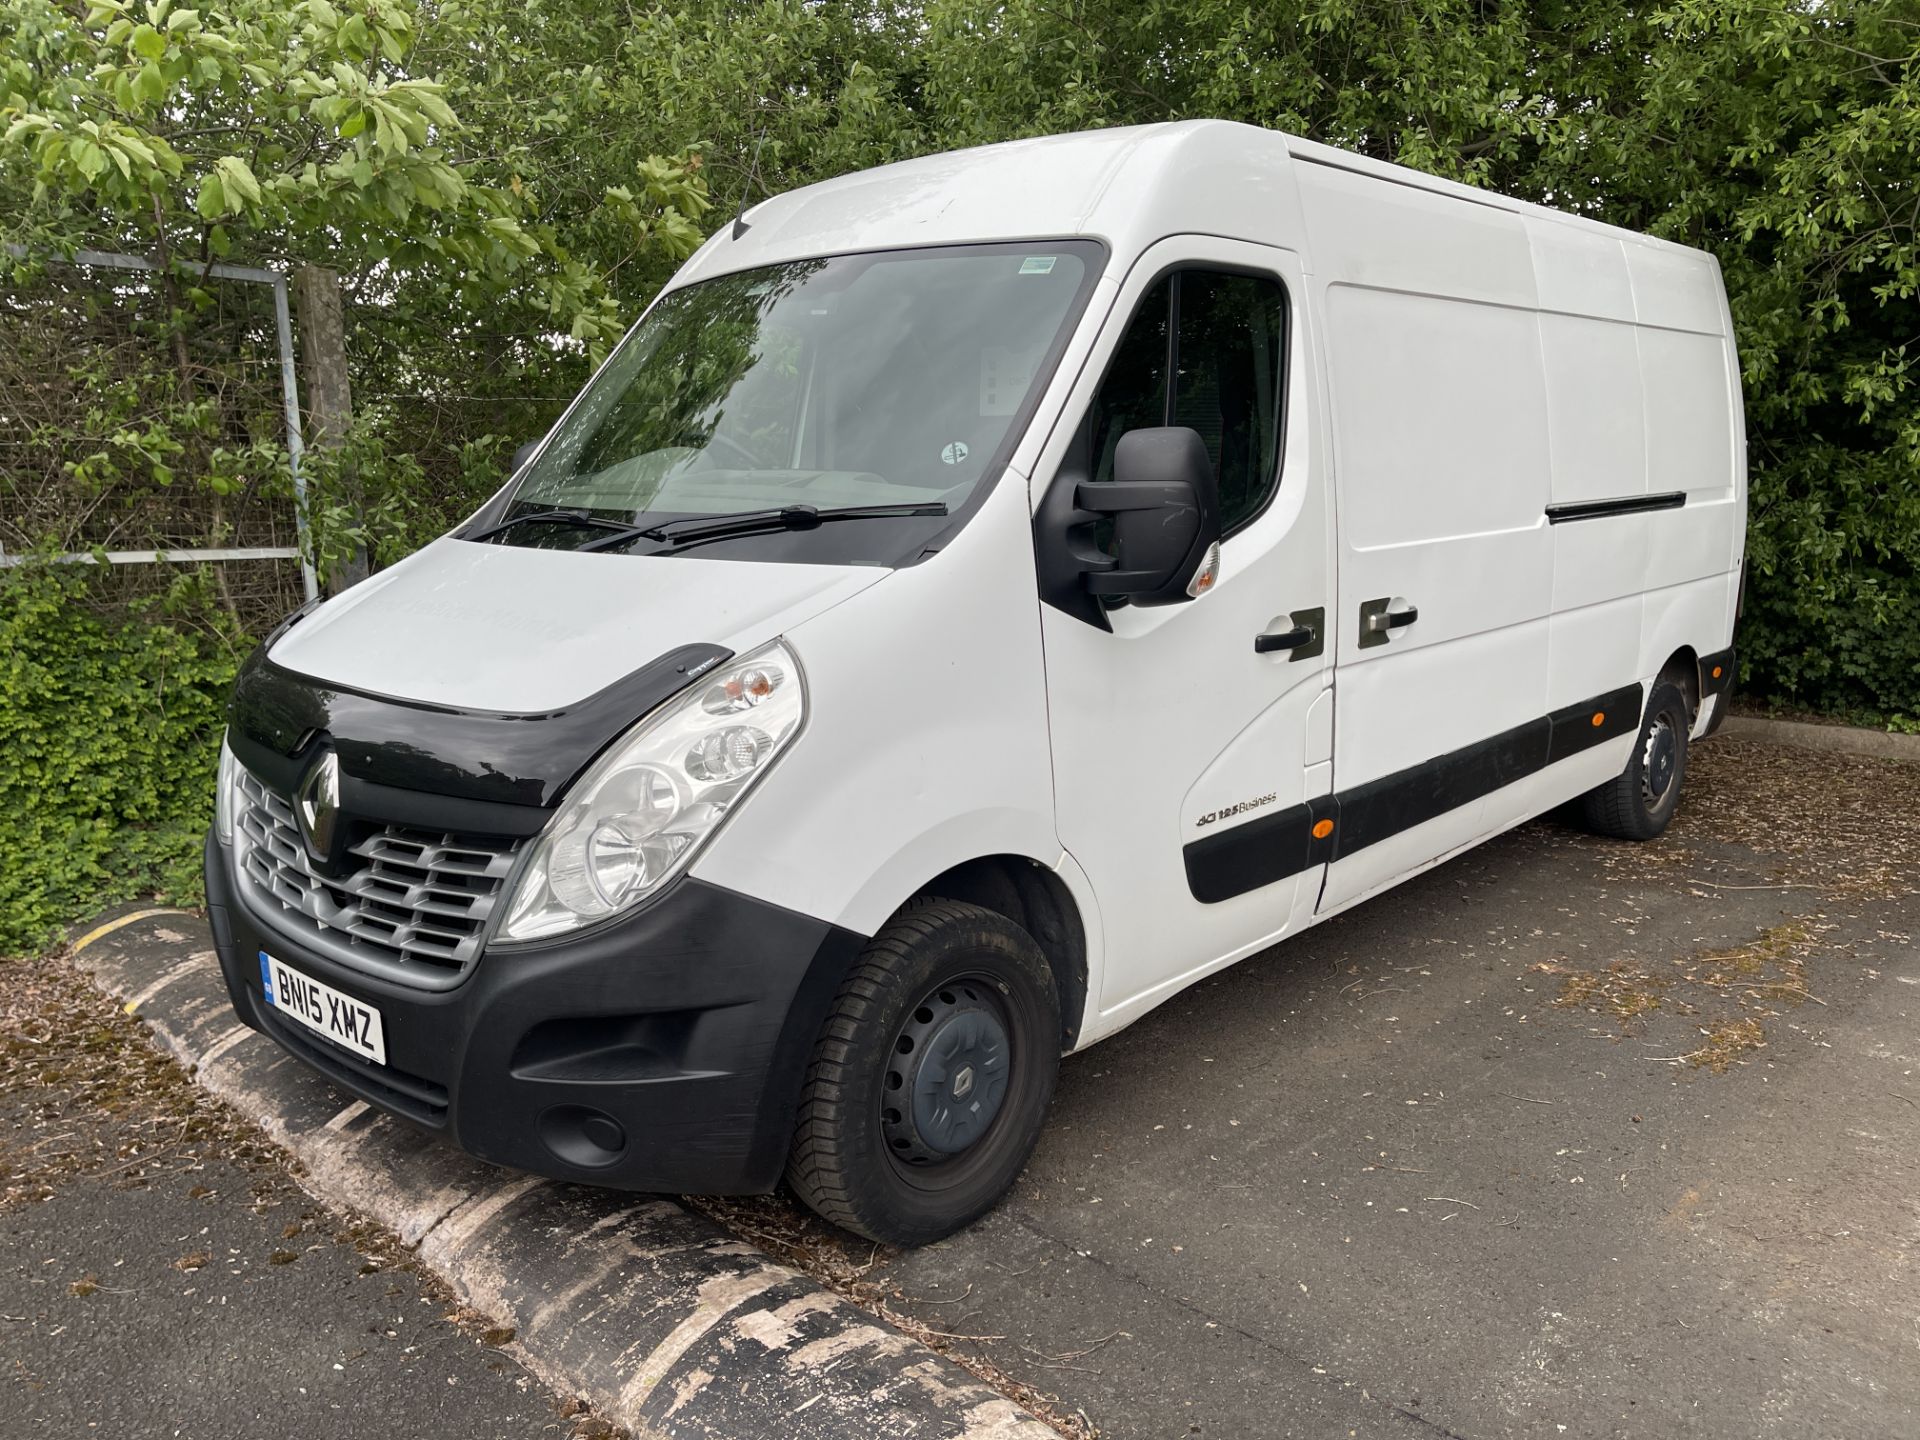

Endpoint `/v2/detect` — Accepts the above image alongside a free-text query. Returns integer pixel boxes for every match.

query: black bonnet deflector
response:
[228,641,733,811]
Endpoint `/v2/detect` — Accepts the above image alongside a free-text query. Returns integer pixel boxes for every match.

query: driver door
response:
[1034,237,1335,1024]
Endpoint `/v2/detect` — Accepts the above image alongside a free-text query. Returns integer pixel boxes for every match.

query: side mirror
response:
[510,439,541,474]
[1075,427,1221,605]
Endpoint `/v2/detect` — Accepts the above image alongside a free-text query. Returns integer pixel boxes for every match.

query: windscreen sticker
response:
[941,441,970,465]
[980,345,1039,416]
[1018,256,1058,275]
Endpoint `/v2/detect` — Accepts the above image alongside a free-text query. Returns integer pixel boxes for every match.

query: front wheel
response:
[786,899,1060,1246]
[1579,678,1692,840]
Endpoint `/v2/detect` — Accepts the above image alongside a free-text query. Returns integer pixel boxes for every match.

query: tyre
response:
[1579,678,1691,840]
[786,898,1060,1246]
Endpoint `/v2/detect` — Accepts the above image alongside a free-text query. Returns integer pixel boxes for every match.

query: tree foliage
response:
[1,0,711,350]
[0,560,240,953]
[1,0,715,607]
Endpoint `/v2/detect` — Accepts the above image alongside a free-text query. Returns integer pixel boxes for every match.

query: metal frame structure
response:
[1,245,319,601]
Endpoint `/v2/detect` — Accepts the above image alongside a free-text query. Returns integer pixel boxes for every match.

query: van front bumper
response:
[204,833,865,1194]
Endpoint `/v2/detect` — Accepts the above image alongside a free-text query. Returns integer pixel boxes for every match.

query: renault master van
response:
[206,121,1745,1245]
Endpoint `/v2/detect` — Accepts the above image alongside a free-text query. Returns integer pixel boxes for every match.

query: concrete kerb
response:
[1719,714,1920,763]
[66,906,1057,1440]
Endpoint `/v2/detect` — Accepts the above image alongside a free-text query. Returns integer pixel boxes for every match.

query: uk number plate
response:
[259,951,387,1066]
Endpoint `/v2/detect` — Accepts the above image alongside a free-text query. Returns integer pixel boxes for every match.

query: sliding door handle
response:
[1362,604,1418,635]
[1358,597,1418,648]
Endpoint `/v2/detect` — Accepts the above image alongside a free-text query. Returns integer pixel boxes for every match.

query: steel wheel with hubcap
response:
[883,978,1012,1165]
[1580,678,1692,841]
[787,898,1060,1246]
[1640,710,1680,809]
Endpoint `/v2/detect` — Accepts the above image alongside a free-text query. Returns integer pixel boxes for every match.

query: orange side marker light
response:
[1711,666,1723,679]
[1312,818,1334,840]
[1590,711,1606,727]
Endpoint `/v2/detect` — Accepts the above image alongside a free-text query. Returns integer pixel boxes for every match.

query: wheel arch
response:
[1655,644,1702,719]
[912,855,1091,1052]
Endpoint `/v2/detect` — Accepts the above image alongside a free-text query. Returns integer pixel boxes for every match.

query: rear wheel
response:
[786,899,1060,1246]
[1580,678,1691,840]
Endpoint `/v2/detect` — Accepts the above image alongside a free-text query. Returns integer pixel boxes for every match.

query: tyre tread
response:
[785,898,1055,1243]
[1579,680,1690,842]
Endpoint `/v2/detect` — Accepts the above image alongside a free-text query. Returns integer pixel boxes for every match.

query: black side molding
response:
[1699,645,1737,737]
[1184,682,1645,904]
[1545,492,1686,524]
[1699,646,1736,702]
[1184,795,1340,906]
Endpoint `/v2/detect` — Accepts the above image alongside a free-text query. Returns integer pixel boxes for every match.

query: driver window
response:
[1087,268,1288,534]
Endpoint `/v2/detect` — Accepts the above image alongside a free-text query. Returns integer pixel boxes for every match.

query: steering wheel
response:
[701,431,769,470]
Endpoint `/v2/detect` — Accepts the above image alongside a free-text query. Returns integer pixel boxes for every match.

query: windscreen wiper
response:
[466,508,640,542]
[576,502,949,554]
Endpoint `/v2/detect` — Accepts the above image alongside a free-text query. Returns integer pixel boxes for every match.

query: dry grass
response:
[1678,1017,1769,1074]
[1604,739,1920,899]
[1537,916,1823,1064]
[1548,959,1671,1023]
[1537,916,1828,1072]
[1532,734,1918,1069]
[0,948,289,1210]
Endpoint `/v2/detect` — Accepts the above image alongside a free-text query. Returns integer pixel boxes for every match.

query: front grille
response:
[233,766,520,990]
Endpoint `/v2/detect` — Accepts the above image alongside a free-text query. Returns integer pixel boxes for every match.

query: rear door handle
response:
[1254,606,1325,661]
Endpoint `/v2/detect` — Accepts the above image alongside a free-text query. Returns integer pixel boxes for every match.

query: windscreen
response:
[498,241,1102,539]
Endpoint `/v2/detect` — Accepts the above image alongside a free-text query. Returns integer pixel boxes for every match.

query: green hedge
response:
[0,562,239,955]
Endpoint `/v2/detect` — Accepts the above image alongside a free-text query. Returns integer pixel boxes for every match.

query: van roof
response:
[673,119,1711,287]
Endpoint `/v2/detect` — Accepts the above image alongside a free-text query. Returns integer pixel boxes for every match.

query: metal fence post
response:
[272,272,319,603]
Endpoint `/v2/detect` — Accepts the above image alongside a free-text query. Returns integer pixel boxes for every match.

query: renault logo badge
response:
[295,751,340,863]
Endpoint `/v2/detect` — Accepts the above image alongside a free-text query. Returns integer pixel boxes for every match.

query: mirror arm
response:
[1063,515,1117,577]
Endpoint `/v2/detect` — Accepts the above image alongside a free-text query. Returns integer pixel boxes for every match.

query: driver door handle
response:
[1255,625,1313,653]
[1254,607,1325,661]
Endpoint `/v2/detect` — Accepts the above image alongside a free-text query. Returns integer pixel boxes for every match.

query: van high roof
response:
[678,119,1713,289]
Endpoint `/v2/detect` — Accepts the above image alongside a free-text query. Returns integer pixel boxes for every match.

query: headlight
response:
[214,732,241,844]
[497,641,806,942]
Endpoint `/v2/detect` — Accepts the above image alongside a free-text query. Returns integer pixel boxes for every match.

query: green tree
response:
[1,0,717,587]
[1,0,711,349]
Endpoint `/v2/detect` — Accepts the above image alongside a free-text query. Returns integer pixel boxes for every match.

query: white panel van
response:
[205,122,1745,1245]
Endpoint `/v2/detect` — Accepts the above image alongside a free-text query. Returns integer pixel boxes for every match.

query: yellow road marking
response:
[70,907,193,955]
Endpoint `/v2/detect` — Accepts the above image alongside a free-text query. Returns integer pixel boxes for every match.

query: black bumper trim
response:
[252,997,450,1125]
[1700,644,1736,736]
[207,832,867,1194]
